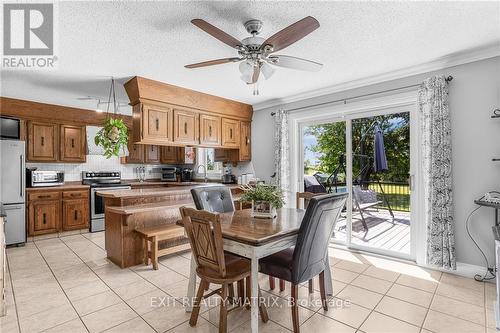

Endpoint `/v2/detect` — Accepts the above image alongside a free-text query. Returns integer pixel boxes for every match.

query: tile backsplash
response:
[26,155,164,182]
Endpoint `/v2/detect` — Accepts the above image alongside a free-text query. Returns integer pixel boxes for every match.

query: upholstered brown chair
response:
[180,207,268,333]
[259,193,348,333]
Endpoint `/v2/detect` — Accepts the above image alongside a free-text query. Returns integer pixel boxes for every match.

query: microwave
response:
[26,169,65,187]
[0,117,21,140]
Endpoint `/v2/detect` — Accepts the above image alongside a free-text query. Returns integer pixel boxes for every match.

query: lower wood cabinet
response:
[28,189,89,236]
[62,198,89,231]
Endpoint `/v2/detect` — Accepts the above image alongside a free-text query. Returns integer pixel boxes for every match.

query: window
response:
[196,148,223,177]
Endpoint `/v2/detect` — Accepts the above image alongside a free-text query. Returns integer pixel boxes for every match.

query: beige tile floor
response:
[0,231,497,333]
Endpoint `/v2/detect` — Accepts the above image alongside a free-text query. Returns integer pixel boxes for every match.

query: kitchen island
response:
[97,184,241,268]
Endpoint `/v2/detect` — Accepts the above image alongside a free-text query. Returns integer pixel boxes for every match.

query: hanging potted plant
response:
[240,184,285,218]
[94,78,129,158]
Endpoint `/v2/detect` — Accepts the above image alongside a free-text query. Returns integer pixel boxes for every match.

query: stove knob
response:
[86,172,90,177]
[90,173,95,177]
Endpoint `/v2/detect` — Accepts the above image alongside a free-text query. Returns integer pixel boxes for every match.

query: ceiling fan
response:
[185,16,322,95]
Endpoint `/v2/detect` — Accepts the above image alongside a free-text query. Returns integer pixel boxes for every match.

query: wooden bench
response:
[135,224,191,270]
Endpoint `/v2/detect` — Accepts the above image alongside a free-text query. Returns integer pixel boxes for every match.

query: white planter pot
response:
[251,200,277,219]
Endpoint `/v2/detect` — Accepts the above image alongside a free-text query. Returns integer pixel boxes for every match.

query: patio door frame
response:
[289,90,424,263]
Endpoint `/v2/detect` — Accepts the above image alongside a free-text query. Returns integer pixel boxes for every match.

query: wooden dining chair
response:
[269,191,320,293]
[180,207,269,333]
[259,193,348,333]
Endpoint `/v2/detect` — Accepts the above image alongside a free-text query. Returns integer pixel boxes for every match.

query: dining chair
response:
[269,191,320,293]
[180,207,269,333]
[259,193,348,333]
[190,186,243,300]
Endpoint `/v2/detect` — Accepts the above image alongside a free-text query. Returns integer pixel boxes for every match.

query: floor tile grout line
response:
[4,254,22,333]
[31,240,91,333]
[57,235,160,333]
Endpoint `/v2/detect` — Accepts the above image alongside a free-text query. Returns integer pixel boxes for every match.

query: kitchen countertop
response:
[97,183,241,199]
[0,203,5,218]
[26,181,90,192]
[125,179,239,187]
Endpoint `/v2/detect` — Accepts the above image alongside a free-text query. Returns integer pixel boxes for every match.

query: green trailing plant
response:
[94,117,128,158]
[240,184,285,209]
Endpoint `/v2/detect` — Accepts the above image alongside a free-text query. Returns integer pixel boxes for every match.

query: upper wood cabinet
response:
[221,118,240,148]
[239,121,251,161]
[160,146,182,164]
[134,103,173,144]
[144,145,160,164]
[199,114,221,146]
[27,121,58,162]
[60,125,86,162]
[173,108,199,145]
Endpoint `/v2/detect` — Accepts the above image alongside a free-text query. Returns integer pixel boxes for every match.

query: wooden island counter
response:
[97,184,241,268]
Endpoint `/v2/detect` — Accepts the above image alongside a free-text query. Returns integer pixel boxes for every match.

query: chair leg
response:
[319,271,328,311]
[291,284,300,333]
[228,283,235,304]
[279,279,285,292]
[258,287,269,323]
[308,279,313,294]
[269,276,275,290]
[219,283,228,333]
[237,279,245,306]
[245,276,251,309]
[189,279,207,327]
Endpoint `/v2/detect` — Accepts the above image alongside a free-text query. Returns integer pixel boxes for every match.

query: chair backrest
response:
[180,206,227,277]
[296,191,319,209]
[292,193,348,284]
[191,185,235,213]
[352,185,378,204]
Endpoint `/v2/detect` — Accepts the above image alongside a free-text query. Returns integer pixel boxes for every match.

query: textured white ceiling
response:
[1,1,499,113]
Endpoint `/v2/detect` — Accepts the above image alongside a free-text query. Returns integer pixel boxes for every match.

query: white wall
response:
[252,56,500,267]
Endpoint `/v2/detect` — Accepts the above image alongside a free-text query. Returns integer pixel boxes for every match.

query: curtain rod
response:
[270,75,453,116]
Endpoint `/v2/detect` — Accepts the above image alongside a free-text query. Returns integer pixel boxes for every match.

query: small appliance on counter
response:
[26,169,64,187]
[161,167,178,182]
[181,168,193,182]
[222,174,236,184]
[0,116,21,140]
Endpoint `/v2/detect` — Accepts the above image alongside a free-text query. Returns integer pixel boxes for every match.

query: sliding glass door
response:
[299,108,414,259]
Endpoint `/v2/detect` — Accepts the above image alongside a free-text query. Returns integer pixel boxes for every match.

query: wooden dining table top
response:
[179,208,306,246]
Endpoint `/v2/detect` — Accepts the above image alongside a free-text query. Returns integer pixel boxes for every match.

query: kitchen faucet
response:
[197,165,208,183]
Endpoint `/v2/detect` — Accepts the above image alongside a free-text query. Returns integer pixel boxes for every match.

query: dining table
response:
[183,208,334,333]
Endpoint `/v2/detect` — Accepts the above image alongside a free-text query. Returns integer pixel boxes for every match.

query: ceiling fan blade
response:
[250,65,260,84]
[191,19,242,49]
[185,57,241,69]
[260,16,319,53]
[268,55,323,72]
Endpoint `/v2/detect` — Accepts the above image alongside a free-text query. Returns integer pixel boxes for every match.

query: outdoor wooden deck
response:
[334,209,411,255]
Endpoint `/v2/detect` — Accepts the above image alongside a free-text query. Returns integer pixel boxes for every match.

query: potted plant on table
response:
[240,184,285,218]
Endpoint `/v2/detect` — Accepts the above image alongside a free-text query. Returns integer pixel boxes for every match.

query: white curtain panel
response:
[273,109,290,205]
[418,75,456,270]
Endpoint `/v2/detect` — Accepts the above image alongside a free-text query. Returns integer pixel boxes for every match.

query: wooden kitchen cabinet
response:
[144,145,160,163]
[27,121,58,162]
[221,118,240,148]
[135,103,173,144]
[199,114,221,146]
[160,146,182,164]
[62,198,89,231]
[122,133,144,164]
[239,121,251,161]
[28,195,61,236]
[173,108,199,144]
[60,125,86,162]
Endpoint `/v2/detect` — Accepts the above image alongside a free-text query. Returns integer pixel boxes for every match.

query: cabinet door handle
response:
[38,195,51,199]
[155,118,159,131]
[74,210,78,220]
[229,128,233,139]
[70,193,80,197]
[20,155,24,197]
[209,125,212,137]
[184,122,188,135]
[43,213,47,224]
[71,138,75,148]
[246,136,249,145]
[151,146,154,151]
[41,136,44,146]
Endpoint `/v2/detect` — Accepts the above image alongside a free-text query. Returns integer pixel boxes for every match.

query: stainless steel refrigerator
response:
[0,140,26,245]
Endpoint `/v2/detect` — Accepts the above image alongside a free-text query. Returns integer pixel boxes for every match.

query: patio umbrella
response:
[373,125,388,173]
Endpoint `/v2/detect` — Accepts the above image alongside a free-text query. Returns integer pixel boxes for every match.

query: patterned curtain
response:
[418,75,456,270]
[273,109,290,204]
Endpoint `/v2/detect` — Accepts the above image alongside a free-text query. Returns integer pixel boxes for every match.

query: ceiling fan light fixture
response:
[239,60,254,75]
[261,62,275,80]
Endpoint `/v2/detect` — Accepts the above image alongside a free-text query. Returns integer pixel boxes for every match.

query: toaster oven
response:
[26,169,64,187]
